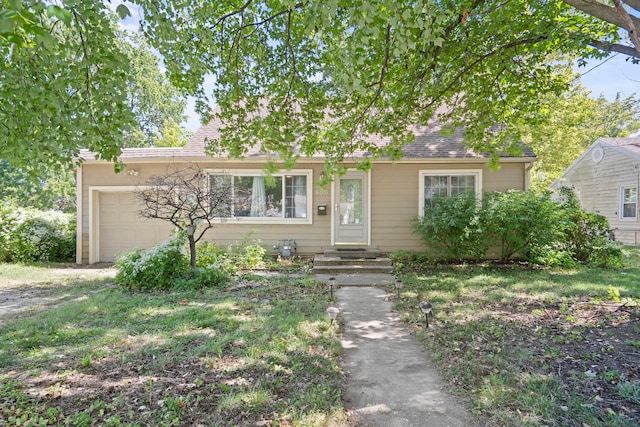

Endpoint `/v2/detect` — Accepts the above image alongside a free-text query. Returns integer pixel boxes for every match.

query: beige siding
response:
[557,145,640,245]
[79,159,530,262]
[368,162,527,253]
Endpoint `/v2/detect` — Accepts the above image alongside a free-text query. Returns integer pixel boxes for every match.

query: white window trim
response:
[206,169,313,225]
[418,169,483,216]
[620,185,638,221]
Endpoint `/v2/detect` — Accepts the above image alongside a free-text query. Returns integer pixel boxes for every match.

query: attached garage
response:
[89,189,174,263]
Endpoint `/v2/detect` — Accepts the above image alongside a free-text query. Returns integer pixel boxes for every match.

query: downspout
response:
[75,163,83,264]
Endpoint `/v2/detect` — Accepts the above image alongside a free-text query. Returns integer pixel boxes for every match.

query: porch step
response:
[312,253,393,275]
[322,246,380,259]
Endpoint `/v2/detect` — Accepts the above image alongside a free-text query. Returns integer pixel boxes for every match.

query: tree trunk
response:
[188,234,197,269]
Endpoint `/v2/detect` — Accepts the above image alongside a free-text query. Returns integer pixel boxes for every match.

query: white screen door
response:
[334,170,369,245]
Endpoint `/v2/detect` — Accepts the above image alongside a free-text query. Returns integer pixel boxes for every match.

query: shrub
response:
[588,240,624,269]
[555,186,621,267]
[230,233,267,270]
[411,193,487,261]
[196,241,238,276]
[482,190,565,262]
[0,202,75,262]
[115,235,189,291]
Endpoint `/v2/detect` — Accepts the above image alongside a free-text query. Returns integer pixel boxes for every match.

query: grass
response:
[394,246,640,426]
[3,249,640,426]
[0,267,346,426]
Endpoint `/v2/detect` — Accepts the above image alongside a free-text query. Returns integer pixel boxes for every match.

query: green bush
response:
[588,240,624,269]
[0,202,75,262]
[196,241,238,276]
[411,193,487,261]
[115,235,190,291]
[482,190,565,262]
[229,232,267,270]
[556,186,620,266]
[408,188,625,268]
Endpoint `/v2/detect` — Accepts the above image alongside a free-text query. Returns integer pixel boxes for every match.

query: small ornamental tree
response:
[136,164,232,268]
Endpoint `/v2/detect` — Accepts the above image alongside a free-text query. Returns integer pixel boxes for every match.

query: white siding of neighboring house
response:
[553,140,640,245]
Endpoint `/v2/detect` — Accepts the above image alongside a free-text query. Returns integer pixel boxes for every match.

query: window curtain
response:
[293,176,307,218]
[250,177,266,217]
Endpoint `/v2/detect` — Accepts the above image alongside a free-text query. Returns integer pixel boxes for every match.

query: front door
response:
[333,170,369,245]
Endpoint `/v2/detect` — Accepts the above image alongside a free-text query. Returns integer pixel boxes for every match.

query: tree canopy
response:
[520,87,640,190]
[1,1,639,172]
[134,0,638,171]
[123,35,189,148]
[1,0,136,170]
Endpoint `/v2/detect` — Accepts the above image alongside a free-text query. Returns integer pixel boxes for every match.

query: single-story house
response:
[77,119,536,264]
[551,137,640,246]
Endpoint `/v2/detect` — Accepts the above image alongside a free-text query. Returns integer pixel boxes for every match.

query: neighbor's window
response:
[621,186,637,219]
[419,170,481,213]
[209,171,311,222]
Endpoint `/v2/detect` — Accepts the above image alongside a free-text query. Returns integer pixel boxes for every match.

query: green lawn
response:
[0,267,346,426]
[394,246,640,426]
[2,249,639,427]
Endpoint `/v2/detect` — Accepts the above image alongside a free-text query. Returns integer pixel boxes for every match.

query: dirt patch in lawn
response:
[0,266,116,322]
[501,299,640,423]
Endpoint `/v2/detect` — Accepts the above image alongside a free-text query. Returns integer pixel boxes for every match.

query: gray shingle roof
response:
[81,113,536,161]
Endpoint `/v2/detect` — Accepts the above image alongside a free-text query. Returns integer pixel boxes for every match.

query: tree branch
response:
[563,0,640,55]
[589,38,640,59]
[563,0,640,32]
[614,0,640,54]
[622,0,640,12]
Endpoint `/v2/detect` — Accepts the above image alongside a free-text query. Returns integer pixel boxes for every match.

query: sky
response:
[576,54,640,102]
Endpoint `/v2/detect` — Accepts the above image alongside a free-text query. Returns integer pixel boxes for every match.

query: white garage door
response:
[99,192,175,262]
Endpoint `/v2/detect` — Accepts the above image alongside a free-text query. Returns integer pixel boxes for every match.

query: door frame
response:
[331,169,371,246]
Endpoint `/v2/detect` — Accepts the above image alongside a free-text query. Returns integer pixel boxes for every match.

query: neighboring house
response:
[77,119,536,264]
[552,137,640,246]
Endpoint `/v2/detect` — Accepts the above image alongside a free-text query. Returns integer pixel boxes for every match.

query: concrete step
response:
[313,253,394,274]
[312,264,394,275]
[323,246,380,259]
[313,255,392,267]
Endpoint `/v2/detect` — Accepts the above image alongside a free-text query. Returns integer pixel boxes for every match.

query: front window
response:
[621,187,637,219]
[209,171,311,222]
[420,171,480,212]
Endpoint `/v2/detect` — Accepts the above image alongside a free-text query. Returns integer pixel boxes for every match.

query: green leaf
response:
[45,5,72,26]
[9,0,22,10]
[116,4,131,19]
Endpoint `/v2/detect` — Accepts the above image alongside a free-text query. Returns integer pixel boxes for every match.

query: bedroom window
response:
[419,170,482,214]
[209,171,311,223]
[621,187,637,219]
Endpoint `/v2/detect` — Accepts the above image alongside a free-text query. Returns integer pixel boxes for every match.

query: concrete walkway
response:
[334,281,478,427]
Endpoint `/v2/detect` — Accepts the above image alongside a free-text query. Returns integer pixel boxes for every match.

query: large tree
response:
[133,0,638,173]
[124,35,189,148]
[0,0,136,170]
[2,1,639,171]
[0,160,76,211]
[520,86,640,190]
